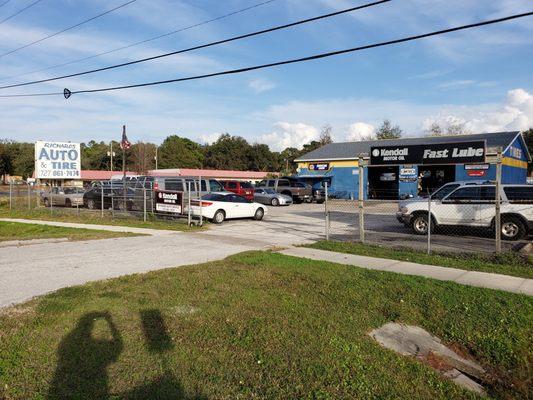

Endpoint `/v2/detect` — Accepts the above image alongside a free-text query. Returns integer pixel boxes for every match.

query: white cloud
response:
[346,122,375,141]
[248,78,276,93]
[259,122,319,151]
[198,132,222,145]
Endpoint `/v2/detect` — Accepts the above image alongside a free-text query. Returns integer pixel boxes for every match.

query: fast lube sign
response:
[35,141,81,179]
[370,141,486,166]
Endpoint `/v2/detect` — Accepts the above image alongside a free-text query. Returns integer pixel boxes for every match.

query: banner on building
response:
[35,141,81,179]
[370,141,486,166]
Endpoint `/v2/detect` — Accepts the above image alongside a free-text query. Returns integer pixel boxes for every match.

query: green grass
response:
[0,221,141,242]
[0,203,202,232]
[305,240,533,279]
[1,251,531,399]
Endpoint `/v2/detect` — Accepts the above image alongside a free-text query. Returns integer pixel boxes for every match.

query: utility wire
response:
[0,0,391,90]
[1,11,531,99]
[0,0,278,81]
[0,0,12,9]
[0,0,44,25]
[0,0,136,59]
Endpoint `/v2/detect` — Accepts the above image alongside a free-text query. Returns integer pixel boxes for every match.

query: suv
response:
[257,178,312,204]
[221,180,254,201]
[397,181,533,240]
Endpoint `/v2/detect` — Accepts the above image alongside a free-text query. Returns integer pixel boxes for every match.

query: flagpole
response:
[122,125,126,212]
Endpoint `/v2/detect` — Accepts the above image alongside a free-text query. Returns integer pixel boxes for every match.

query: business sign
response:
[464,164,489,170]
[35,141,81,179]
[466,170,486,177]
[399,167,417,182]
[155,190,183,214]
[309,163,329,171]
[370,141,486,166]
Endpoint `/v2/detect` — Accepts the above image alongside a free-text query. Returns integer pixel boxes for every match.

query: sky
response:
[0,0,532,151]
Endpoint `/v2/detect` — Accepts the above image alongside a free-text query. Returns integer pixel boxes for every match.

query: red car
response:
[221,180,255,201]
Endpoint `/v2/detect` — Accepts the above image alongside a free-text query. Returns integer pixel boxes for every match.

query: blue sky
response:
[0,0,532,150]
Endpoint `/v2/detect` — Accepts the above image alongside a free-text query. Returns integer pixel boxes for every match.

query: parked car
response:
[256,178,312,204]
[41,187,84,207]
[221,180,255,201]
[83,183,134,210]
[254,188,293,206]
[396,181,533,240]
[188,193,266,224]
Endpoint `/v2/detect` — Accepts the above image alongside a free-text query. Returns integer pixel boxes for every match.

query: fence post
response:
[101,187,104,218]
[27,183,31,211]
[495,148,502,253]
[198,177,203,226]
[50,189,53,215]
[143,188,147,222]
[187,182,191,226]
[9,180,12,210]
[325,182,329,240]
[358,155,365,244]
[427,189,432,255]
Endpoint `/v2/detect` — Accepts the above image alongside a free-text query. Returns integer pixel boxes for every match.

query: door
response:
[226,194,253,218]
[476,186,497,227]
[254,188,267,204]
[438,186,480,226]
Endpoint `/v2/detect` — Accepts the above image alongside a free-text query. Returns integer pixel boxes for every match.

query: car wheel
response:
[271,198,279,206]
[316,199,325,204]
[87,199,96,210]
[213,210,225,224]
[411,213,432,235]
[43,198,50,207]
[500,217,525,241]
[253,207,264,221]
[65,199,71,207]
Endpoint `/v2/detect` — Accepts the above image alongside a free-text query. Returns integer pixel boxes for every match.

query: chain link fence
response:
[1,180,205,226]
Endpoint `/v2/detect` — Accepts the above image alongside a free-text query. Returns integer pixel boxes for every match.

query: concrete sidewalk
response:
[0,218,178,236]
[278,247,533,296]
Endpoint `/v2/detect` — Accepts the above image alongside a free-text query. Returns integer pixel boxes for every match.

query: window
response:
[257,180,267,187]
[432,184,460,200]
[504,186,533,203]
[255,188,264,193]
[202,193,225,201]
[445,186,496,203]
[199,180,207,191]
[227,182,237,189]
[240,181,254,188]
[278,180,290,187]
[232,195,250,203]
[165,179,184,192]
[267,180,276,188]
[291,182,305,188]
[209,180,224,192]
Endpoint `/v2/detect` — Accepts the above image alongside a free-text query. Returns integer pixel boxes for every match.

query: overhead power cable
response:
[0,0,44,25]
[1,11,531,99]
[0,0,12,9]
[0,0,278,81]
[0,0,391,90]
[0,0,136,59]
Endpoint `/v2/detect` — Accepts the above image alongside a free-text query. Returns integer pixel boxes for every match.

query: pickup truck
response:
[396,181,533,240]
[257,178,312,204]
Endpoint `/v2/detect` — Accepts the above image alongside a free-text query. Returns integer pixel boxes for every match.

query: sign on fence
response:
[370,141,486,166]
[155,190,183,213]
[35,141,81,179]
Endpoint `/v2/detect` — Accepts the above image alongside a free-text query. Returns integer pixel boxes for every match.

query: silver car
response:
[41,187,85,207]
[254,188,293,206]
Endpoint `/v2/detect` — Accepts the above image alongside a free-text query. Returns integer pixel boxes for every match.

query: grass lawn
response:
[1,252,531,399]
[0,203,201,232]
[0,221,142,242]
[305,240,533,279]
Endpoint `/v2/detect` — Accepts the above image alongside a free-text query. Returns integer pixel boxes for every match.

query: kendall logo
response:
[372,149,380,157]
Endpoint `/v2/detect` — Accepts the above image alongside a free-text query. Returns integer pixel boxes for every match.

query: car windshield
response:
[431,183,460,200]
[240,181,254,188]
[63,188,83,194]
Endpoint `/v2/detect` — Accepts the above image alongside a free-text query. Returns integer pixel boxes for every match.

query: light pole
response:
[154,146,158,170]
[107,142,116,171]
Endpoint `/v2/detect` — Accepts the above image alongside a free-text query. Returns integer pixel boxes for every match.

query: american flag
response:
[120,125,131,150]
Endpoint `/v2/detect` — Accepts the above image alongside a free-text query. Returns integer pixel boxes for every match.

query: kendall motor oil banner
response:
[370,141,485,166]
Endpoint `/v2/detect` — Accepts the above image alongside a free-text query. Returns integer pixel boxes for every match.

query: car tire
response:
[65,199,71,207]
[87,199,96,210]
[411,213,433,235]
[253,207,264,221]
[213,210,225,224]
[316,199,325,204]
[500,216,526,241]
[43,198,50,207]
[271,198,279,206]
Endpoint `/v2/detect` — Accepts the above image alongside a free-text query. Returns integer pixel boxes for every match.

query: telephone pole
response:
[122,125,127,211]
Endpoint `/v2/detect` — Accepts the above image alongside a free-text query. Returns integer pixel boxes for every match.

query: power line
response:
[0,0,44,25]
[0,0,278,82]
[0,0,391,90]
[0,0,12,9]
[0,0,136,59]
[1,11,531,99]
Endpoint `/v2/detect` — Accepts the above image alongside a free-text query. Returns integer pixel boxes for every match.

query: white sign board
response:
[35,141,81,179]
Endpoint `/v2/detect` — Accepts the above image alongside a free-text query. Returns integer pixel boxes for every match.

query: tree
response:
[130,142,156,174]
[426,122,443,137]
[319,124,333,145]
[11,142,34,178]
[376,119,402,140]
[446,122,469,136]
[158,135,204,169]
[81,141,111,170]
[279,147,300,174]
[204,134,251,170]
[523,128,533,174]
[0,140,13,183]
[247,143,278,171]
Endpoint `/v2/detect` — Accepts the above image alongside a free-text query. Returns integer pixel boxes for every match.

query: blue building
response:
[294,131,531,199]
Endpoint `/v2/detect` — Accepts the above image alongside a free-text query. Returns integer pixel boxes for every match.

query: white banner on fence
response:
[35,141,81,179]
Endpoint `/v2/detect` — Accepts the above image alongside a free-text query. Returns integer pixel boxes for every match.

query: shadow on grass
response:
[48,310,206,400]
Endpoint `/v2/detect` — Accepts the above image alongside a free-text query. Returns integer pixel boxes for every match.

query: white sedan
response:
[189,193,267,224]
